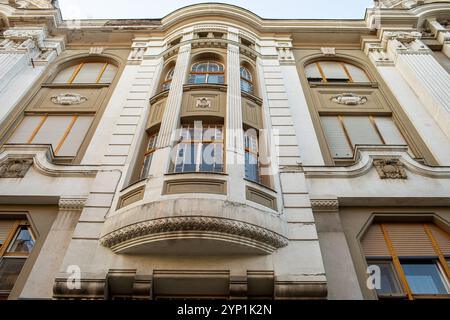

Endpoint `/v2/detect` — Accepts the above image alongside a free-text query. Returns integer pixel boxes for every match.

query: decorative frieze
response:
[10,0,54,9]
[99,216,289,252]
[373,159,407,179]
[276,42,295,64]
[58,197,87,211]
[0,158,33,178]
[310,199,339,212]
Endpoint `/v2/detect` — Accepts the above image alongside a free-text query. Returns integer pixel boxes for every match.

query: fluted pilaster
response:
[157,44,192,148]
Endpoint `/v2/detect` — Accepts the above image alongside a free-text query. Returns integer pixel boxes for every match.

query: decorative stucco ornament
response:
[12,0,53,9]
[0,159,33,178]
[51,93,88,105]
[373,159,407,179]
[331,93,368,106]
[196,97,212,109]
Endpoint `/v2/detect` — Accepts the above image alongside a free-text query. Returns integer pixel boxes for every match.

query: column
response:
[225,27,246,203]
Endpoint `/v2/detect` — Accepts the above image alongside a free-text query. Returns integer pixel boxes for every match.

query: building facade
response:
[0,0,449,300]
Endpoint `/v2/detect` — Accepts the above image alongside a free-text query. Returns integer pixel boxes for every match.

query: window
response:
[362,223,450,299]
[0,220,35,298]
[305,61,370,83]
[172,123,224,173]
[140,133,158,179]
[188,61,225,85]
[162,68,174,91]
[52,62,117,84]
[7,115,93,157]
[240,66,254,94]
[244,129,260,183]
[321,116,408,160]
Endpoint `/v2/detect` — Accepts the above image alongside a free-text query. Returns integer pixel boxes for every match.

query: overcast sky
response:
[58,0,374,20]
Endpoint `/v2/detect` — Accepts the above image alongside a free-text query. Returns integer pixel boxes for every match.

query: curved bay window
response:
[305,61,370,83]
[188,61,225,85]
[140,133,159,179]
[162,68,174,91]
[240,66,254,94]
[52,61,118,84]
[244,128,260,183]
[172,122,224,173]
[0,220,35,299]
[362,222,450,299]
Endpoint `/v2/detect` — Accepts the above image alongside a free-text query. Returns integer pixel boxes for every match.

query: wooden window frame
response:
[188,61,225,85]
[55,62,115,85]
[364,223,450,300]
[307,61,370,83]
[172,123,224,174]
[0,220,35,299]
[140,132,159,179]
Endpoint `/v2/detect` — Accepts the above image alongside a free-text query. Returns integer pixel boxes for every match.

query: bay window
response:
[172,123,224,173]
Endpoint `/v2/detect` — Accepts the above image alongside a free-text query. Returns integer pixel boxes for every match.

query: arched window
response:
[52,61,118,84]
[162,68,174,91]
[240,66,254,94]
[305,61,369,83]
[188,61,225,85]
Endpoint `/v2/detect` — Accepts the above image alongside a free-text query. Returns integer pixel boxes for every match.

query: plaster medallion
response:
[331,93,368,106]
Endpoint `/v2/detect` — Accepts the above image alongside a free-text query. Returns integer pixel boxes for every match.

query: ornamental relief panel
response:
[373,159,407,179]
[181,91,225,118]
[312,87,390,114]
[0,159,33,178]
[26,87,108,113]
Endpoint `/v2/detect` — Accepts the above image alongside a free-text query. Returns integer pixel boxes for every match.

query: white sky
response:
[58,0,374,20]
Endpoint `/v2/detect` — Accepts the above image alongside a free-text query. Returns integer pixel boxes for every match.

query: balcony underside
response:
[100,198,288,255]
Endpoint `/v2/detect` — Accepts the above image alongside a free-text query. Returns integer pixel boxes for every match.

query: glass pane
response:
[208,62,223,72]
[148,134,158,150]
[8,227,34,253]
[165,68,175,81]
[305,63,322,81]
[345,63,370,82]
[192,63,208,73]
[98,64,117,84]
[207,75,224,84]
[72,63,104,84]
[188,74,206,84]
[241,80,254,94]
[32,116,72,149]
[140,153,153,179]
[57,116,94,157]
[52,64,78,84]
[402,263,448,295]
[162,81,171,91]
[0,258,26,291]
[240,67,252,81]
[245,152,260,183]
[319,61,349,82]
[368,262,402,295]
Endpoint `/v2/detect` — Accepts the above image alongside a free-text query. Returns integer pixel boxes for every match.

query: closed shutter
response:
[72,63,104,84]
[33,116,72,147]
[430,224,450,256]
[305,63,322,80]
[7,116,44,144]
[98,64,117,83]
[319,62,348,81]
[373,117,407,145]
[52,64,78,84]
[386,223,436,257]
[345,64,370,82]
[0,220,15,247]
[321,116,353,158]
[57,116,93,157]
[362,224,390,257]
[342,116,382,147]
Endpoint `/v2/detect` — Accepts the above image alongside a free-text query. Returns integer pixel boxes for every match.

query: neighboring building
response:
[0,0,449,300]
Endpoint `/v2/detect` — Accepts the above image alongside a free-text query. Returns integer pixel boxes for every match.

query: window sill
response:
[309,82,378,88]
[183,83,227,92]
[42,83,110,89]
[165,171,228,177]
